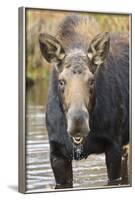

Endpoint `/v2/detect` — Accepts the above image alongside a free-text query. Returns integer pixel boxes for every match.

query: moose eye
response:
[89,78,94,86]
[59,79,65,87]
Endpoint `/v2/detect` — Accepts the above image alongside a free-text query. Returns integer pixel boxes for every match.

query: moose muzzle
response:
[67,107,90,145]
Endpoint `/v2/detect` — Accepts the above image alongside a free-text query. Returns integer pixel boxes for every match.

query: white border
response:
[21,7,132,194]
[0,1,135,200]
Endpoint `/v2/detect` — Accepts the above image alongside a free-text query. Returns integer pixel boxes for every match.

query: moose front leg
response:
[50,153,73,189]
[105,143,122,185]
[121,144,129,185]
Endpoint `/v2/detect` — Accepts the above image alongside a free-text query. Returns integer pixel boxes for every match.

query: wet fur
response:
[45,15,129,187]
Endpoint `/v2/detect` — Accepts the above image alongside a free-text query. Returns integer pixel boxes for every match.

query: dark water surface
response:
[26,80,126,193]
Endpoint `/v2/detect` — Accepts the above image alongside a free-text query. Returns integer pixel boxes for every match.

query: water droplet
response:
[72,143,84,160]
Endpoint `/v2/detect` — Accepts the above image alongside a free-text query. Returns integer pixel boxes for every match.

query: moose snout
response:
[67,108,90,138]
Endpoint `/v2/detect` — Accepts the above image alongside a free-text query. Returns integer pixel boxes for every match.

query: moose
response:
[39,15,129,189]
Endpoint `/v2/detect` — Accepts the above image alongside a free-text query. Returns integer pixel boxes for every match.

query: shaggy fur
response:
[40,15,129,188]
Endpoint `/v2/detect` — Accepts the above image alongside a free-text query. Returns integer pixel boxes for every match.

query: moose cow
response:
[39,15,129,189]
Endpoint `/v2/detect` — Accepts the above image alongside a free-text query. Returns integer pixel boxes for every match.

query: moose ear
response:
[39,33,65,64]
[88,32,110,71]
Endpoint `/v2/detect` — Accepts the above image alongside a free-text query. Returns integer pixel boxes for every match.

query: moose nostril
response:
[71,110,88,124]
[67,109,90,138]
[73,114,83,123]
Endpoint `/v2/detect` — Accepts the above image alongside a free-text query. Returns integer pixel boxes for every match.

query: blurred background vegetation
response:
[26,9,129,86]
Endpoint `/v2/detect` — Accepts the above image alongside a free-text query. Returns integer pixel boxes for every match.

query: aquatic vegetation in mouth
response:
[72,143,84,160]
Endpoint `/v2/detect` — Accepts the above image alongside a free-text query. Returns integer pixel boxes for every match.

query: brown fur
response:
[56,15,99,52]
[60,68,92,111]
[39,14,129,187]
[56,15,129,58]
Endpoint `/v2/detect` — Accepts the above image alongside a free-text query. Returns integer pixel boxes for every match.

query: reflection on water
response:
[26,80,108,193]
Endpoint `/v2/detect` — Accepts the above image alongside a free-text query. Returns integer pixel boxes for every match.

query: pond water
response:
[25,80,128,193]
